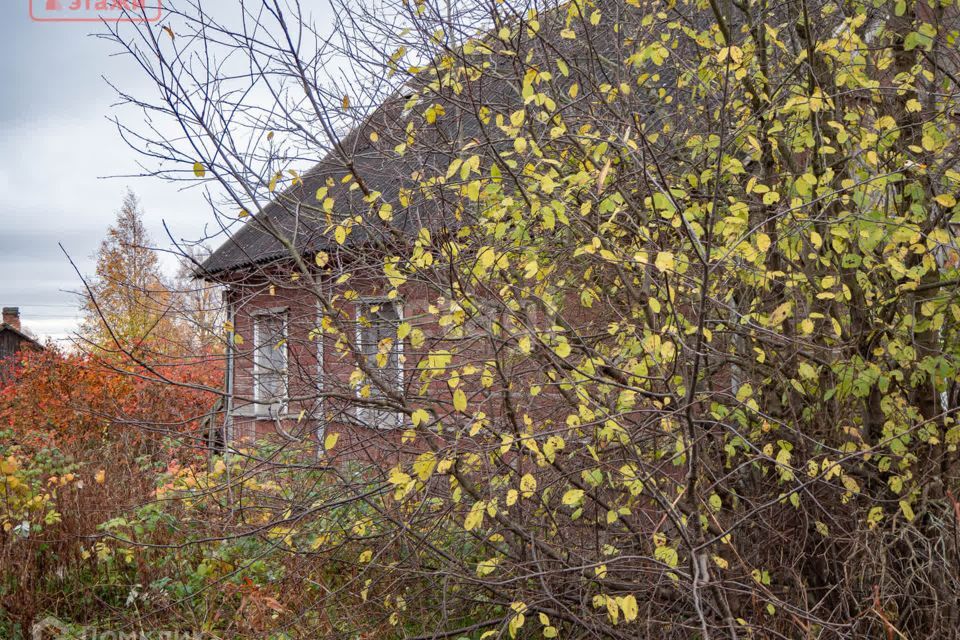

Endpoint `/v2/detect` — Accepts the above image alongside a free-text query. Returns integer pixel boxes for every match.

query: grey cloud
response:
[0,1,336,341]
[0,5,215,340]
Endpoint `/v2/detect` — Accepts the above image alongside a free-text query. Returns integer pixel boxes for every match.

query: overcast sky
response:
[0,2,336,344]
[0,7,200,343]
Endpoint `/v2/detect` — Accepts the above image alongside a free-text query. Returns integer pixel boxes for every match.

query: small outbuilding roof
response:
[0,322,44,352]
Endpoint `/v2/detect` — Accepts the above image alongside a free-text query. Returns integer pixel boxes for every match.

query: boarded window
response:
[254,312,287,415]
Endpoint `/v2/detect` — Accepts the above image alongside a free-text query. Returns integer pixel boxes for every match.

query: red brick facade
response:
[221,267,445,464]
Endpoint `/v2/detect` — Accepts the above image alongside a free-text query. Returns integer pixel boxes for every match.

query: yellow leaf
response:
[514,137,528,154]
[518,336,532,354]
[554,340,571,358]
[841,474,861,495]
[561,488,584,506]
[411,408,430,427]
[388,466,411,486]
[464,500,486,531]
[768,301,792,326]
[94,469,106,484]
[193,162,205,178]
[413,452,437,480]
[315,251,330,267]
[520,473,536,498]
[465,180,481,201]
[797,362,817,380]
[756,233,771,252]
[453,388,467,412]
[899,500,915,522]
[477,557,499,576]
[524,260,539,279]
[620,594,638,622]
[334,226,347,245]
[324,432,339,451]
[477,246,496,269]
[654,545,679,568]
[708,493,722,512]
[341,95,350,109]
[934,194,957,208]
[410,329,426,348]
[654,251,675,272]
[425,103,445,124]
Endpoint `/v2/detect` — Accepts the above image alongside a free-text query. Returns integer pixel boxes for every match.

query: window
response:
[356,300,403,428]
[254,311,287,416]
[315,301,327,447]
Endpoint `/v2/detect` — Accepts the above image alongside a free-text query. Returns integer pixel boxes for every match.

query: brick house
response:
[197,9,655,456]
[199,83,472,456]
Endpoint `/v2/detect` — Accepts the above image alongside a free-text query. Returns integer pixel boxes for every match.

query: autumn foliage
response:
[0,347,222,633]
[7,0,960,637]
[0,347,221,458]
[0,192,224,636]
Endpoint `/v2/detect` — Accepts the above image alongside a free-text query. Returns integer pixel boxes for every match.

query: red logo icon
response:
[30,0,163,22]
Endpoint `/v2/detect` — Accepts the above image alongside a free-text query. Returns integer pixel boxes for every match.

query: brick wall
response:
[225,270,444,459]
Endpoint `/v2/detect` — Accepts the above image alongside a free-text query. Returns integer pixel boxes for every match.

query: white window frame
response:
[354,298,404,429]
[315,300,327,447]
[252,308,288,418]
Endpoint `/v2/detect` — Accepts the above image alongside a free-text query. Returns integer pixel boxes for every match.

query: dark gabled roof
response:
[199,71,514,276]
[199,91,435,275]
[198,0,684,277]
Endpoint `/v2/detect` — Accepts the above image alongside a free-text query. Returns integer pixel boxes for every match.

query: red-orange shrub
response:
[0,347,222,459]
